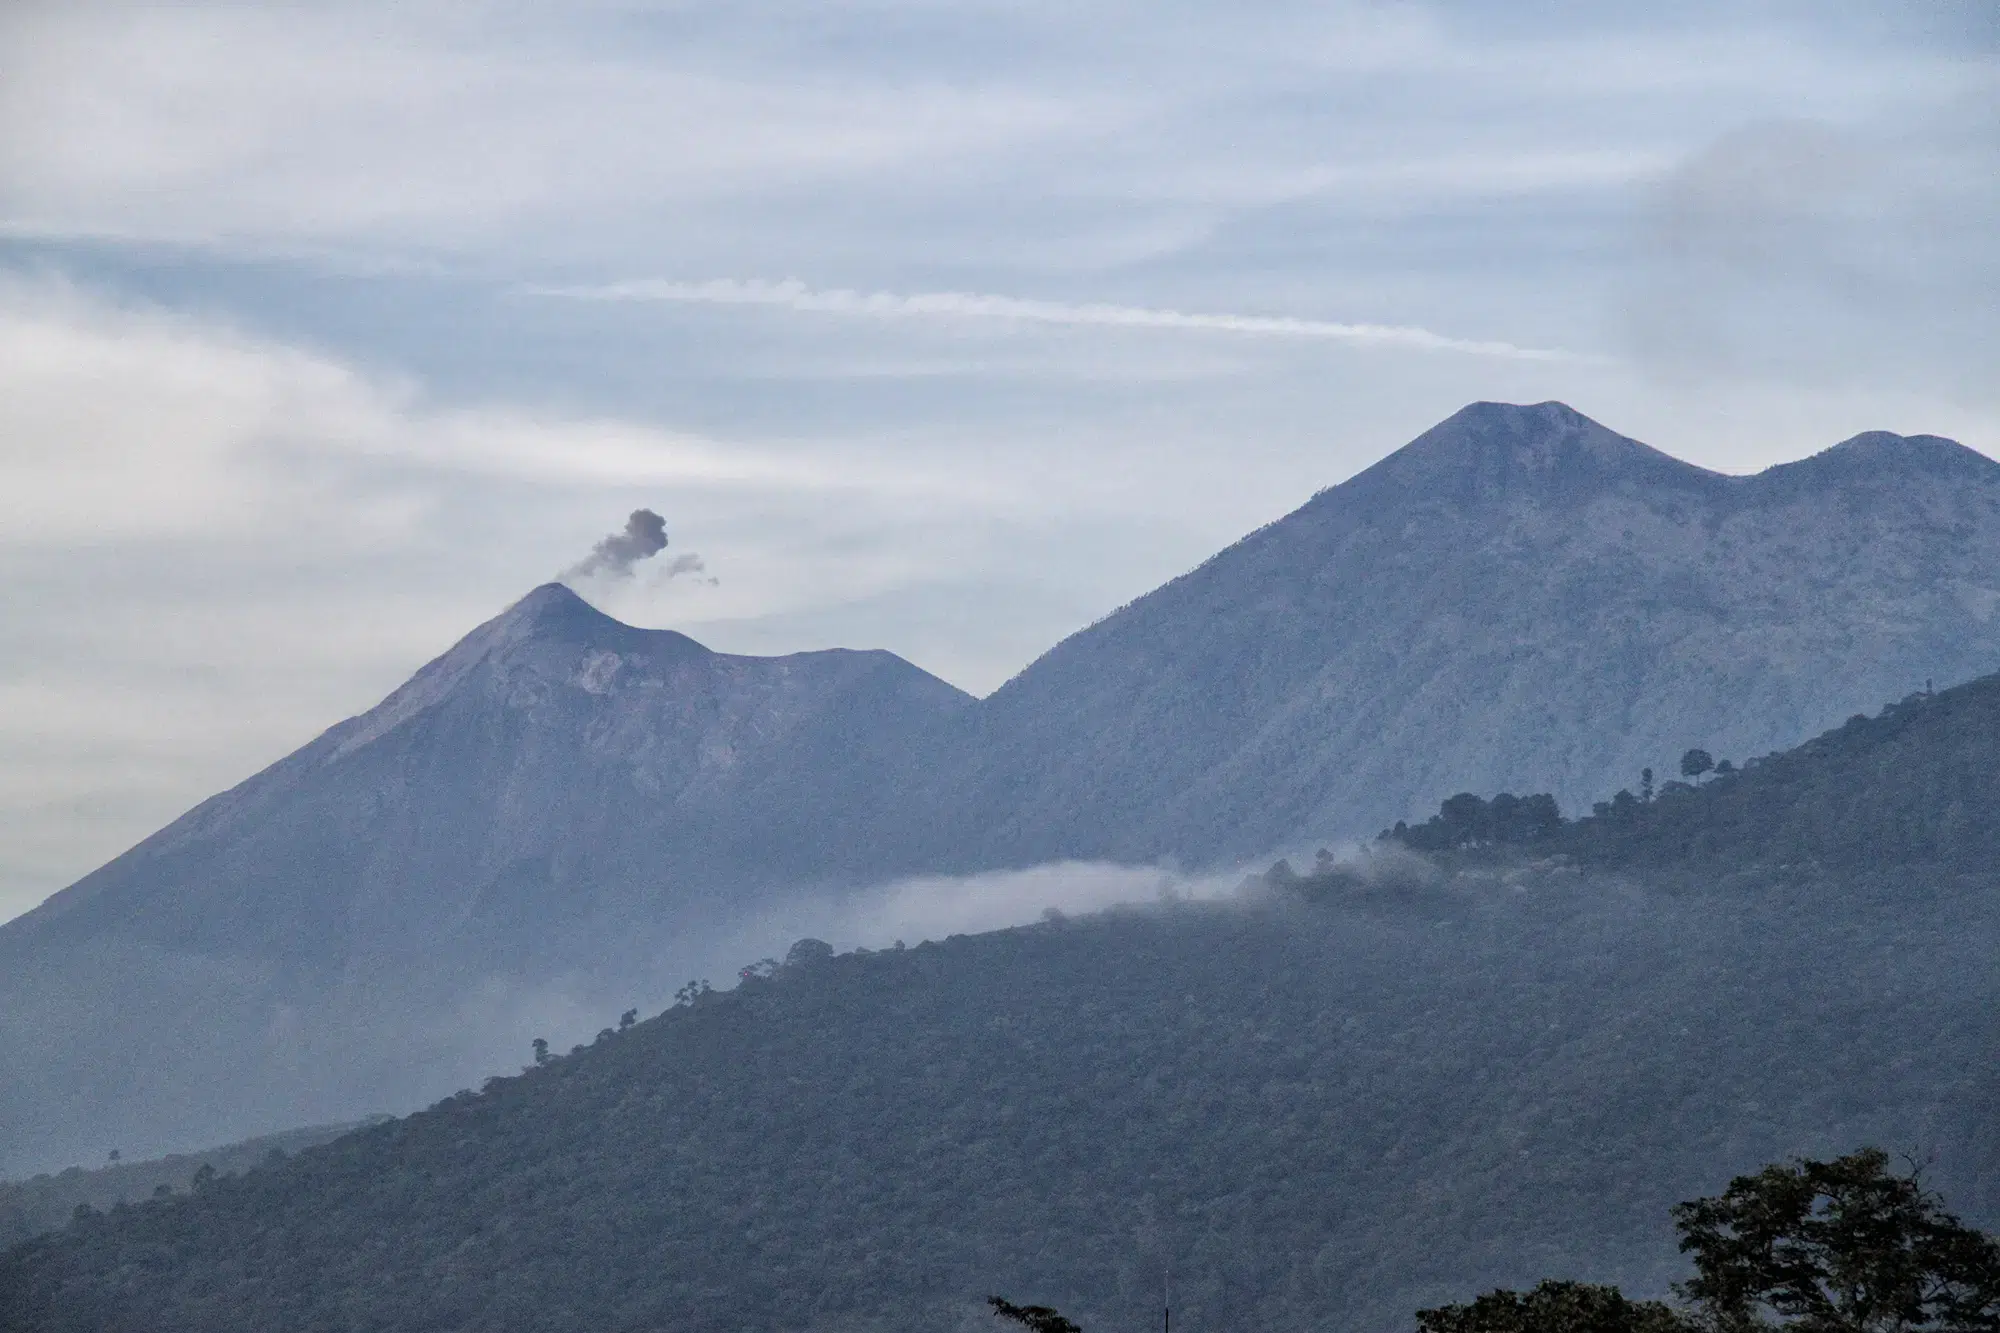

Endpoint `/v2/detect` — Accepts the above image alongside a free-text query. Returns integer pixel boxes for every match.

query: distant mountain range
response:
[6,399,2000,1175]
[8,670,1998,1333]
[913,400,2000,867]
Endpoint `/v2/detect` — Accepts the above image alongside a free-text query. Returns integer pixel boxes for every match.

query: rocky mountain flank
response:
[7,399,2000,1174]
[6,583,971,974]
[0,589,969,1173]
[919,400,2000,868]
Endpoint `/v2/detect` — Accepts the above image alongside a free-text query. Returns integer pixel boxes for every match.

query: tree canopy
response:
[1417,1280,1690,1333]
[1416,1151,2000,1333]
[5,870,1997,1333]
[989,1295,1084,1333]
[1674,1149,2000,1333]
[1372,674,2000,872]
[1387,791,1563,851]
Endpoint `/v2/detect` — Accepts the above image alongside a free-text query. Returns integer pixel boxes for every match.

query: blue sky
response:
[1,0,1995,921]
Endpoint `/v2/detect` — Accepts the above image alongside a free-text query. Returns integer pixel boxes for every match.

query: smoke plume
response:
[562,509,670,581]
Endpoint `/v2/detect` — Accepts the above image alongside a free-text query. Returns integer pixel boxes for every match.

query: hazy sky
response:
[1,0,1995,923]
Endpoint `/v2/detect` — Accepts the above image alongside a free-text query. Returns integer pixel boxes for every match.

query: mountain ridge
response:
[0,589,976,1174]
[9,399,2000,1175]
[911,402,2000,871]
[5,583,971,960]
[1338,400,1724,505]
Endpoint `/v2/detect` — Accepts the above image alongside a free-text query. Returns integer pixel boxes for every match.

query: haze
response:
[2,0,1996,925]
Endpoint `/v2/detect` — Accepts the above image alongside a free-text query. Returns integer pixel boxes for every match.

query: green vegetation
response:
[10,671,2000,1332]
[1419,1149,2000,1333]
[989,1295,1085,1333]
[0,1119,382,1248]
[1387,791,1564,851]
[1674,1149,2000,1333]
[4,851,1996,1333]
[1384,674,2000,871]
[1417,1280,1687,1333]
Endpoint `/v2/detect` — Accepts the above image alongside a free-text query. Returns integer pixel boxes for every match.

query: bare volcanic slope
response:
[6,583,973,971]
[921,401,2000,869]
[0,585,972,1175]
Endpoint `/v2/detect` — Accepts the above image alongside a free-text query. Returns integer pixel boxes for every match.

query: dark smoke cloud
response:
[562,509,669,581]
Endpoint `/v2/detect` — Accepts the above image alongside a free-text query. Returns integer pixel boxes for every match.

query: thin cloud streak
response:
[527,278,1603,364]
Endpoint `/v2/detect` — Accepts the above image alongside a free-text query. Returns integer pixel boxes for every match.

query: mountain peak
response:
[1346,401,1717,505]
[494,581,618,636]
[1451,399,1595,432]
[478,582,708,661]
[1752,430,1996,491]
[312,584,708,758]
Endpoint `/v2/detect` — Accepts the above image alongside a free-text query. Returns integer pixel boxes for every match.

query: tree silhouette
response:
[1417,1279,1688,1333]
[988,1295,1082,1333]
[1385,792,1562,851]
[1680,749,1715,782]
[1415,1149,2000,1333]
[1674,1148,2000,1333]
[785,938,835,969]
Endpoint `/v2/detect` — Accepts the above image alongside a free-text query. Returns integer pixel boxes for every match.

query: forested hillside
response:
[1380,667,2000,871]
[7,859,1995,1333]
[0,1120,378,1248]
[1561,675,2000,869]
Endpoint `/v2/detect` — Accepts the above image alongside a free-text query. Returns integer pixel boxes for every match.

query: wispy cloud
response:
[728,860,1241,964]
[528,277,1597,363]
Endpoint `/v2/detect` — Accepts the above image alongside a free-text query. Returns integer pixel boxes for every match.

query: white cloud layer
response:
[737,861,1238,965]
[533,277,1595,362]
[0,3,1085,255]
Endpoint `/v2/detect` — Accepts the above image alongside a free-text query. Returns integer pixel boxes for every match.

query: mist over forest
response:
[8,402,2000,1333]
[10,662,2000,1330]
[10,403,2000,1179]
[7,1,1998,1327]
[8,848,1997,1332]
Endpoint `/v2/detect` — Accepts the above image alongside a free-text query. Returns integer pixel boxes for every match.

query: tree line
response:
[1367,673,2000,872]
[998,1148,2000,1333]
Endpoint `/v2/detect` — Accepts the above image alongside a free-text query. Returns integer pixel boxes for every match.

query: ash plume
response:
[562,509,670,581]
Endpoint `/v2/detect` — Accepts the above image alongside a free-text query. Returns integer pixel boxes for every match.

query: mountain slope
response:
[0,1119,380,1249]
[6,861,1994,1333]
[0,585,972,1174]
[15,676,2000,1332]
[7,583,970,972]
[12,401,2000,1176]
[1554,670,2000,870]
[923,402,2000,867]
